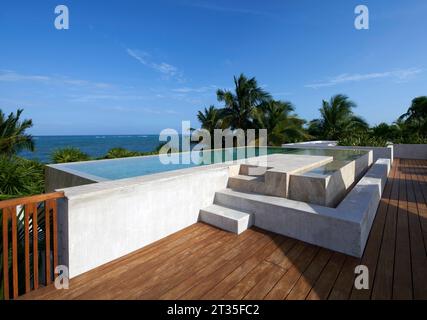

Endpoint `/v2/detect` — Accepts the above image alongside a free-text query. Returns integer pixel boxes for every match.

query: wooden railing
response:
[0,191,64,300]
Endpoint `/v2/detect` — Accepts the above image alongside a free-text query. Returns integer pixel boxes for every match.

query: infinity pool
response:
[52,147,368,181]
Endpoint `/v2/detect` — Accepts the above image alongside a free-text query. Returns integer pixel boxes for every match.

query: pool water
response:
[56,147,367,181]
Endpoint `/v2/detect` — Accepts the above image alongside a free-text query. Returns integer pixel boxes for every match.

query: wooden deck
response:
[22,159,427,300]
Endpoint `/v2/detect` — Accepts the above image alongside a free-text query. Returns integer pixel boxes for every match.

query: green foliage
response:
[0,109,34,156]
[308,94,368,140]
[51,147,90,164]
[253,100,308,146]
[338,133,388,147]
[196,74,308,147]
[217,74,272,130]
[104,148,143,159]
[197,105,223,135]
[0,156,44,200]
[397,96,427,142]
[102,147,163,159]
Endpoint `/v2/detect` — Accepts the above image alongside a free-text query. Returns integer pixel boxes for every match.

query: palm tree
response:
[217,74,272,130]
[0,109,34,156]
[398,96,427,138]
[195,106,224,149]
[254,100,308,146]
[309,94,368,140]
[197,105,223,135]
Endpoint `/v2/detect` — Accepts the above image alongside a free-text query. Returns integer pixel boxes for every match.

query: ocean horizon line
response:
[32,134,162,137]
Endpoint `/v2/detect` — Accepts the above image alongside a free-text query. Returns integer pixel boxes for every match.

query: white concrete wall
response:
[394,144,427,160]
[286,141,427,160]
[283,141,393,163]
[59,166,233,278]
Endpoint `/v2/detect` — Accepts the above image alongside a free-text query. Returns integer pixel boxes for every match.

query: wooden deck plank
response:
[265,246,319,300]
[306,252,346,300]
[370,159,400,300]
[267,241,306,270]
[407,160,427,299]
[393,160,413,299]
[222,239,300,300]
[23,222,219,299]
[76,225,223,300]
[160,228,275,300]
[137,228,267,300]
[350,160,397,300]
[286,248,332,300]
[223,261,278,300]
[328,256,359,300]
[242,262,286,300]
[80,228,233,299]
[411,160,427,253]
[201,236,290,300]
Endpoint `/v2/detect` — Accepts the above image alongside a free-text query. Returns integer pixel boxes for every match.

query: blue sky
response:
[0,0,426,135]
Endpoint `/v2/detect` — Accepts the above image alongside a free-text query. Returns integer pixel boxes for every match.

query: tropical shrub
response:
[51,147,90,163]
[104,148,142,159]
[338,133,388,147]
[0,156,44,200]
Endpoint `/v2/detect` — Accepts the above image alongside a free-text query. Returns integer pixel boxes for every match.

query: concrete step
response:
[213,188,357,255]
[239,164,269,176]
[214,188,290,214]
[227,175,265,193]
[199,204,254,234]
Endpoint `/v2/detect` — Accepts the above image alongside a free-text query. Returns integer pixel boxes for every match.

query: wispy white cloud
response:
[171,85,217,93]
[0,70,113,89]
[141,107,178,115]
[70,94,148,103]
[0,70,50,82]
[187,2,273,17]
[305,67,423,89]
[126,49,184,82]
[98,105,178,115]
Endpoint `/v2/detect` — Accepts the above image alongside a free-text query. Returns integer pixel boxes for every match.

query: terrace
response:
[15,158,427,299]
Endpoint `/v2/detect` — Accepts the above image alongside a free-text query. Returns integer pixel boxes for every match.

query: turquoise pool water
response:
[56,147,367,181]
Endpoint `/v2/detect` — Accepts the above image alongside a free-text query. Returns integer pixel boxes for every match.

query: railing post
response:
[24,204,31,293]
[32,202,39,290]
[2,208,9,300]
[45,200,52,285]
[10,207,18,299]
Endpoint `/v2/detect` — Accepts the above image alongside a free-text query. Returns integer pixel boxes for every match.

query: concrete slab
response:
[199,204,254,234]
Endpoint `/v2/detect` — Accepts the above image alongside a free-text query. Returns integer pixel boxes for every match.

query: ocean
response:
[18,135,163,163]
